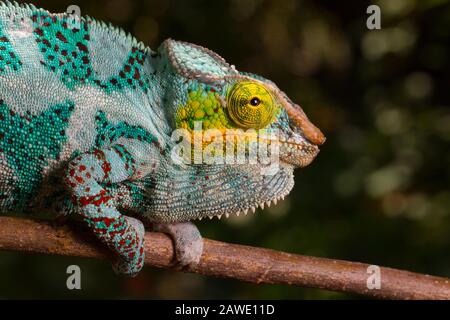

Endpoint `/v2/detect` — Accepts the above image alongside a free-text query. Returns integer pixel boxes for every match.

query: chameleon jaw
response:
[259,137,320,168]
[279,140,320,168]
[188,140,312,222]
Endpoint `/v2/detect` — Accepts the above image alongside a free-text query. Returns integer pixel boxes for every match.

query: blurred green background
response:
[0,0,449,299]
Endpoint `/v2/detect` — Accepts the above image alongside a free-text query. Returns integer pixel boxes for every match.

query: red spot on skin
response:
[102,161,111,176]
[91,217,114,228]
[112,147,123,158]
[133,69,140,80]
[79,190,112,207]
[92,149,112,181]
[94,228,107,234]
[75,176,84,184]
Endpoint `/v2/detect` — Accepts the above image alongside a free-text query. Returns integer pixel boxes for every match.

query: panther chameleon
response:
[0,1,325,275]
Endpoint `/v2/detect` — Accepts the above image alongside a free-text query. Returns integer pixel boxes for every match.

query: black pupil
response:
[250,97,261,106]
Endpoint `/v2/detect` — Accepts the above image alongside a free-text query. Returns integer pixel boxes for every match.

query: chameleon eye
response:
[227,81,275,129]
[249,97,261,106]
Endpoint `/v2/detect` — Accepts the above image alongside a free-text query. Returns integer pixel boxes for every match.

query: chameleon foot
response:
[112,216,146,277]
[153,222,203,269]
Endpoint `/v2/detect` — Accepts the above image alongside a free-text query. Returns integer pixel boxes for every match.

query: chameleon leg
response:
[152,222,203,269]
[66,145,145,276]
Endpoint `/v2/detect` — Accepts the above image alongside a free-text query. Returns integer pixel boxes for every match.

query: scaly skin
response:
[0,2,325,276]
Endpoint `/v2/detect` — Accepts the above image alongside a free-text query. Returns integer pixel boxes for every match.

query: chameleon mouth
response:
[257,137,320,168]
[279,141,320,168]
[218,134,320,167]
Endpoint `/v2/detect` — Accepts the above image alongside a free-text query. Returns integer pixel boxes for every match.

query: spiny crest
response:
[164,39,239,83]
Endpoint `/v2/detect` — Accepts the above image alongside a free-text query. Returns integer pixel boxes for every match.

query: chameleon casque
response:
[0,2,325,275]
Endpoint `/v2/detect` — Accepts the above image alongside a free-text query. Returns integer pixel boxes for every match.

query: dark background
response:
[0,0,449,299]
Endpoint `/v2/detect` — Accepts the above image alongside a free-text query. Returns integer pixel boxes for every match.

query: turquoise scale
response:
[0,99,74,208]
[31,11,95,88]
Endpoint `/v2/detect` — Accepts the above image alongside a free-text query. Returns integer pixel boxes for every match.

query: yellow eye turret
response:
[226,81,276,129]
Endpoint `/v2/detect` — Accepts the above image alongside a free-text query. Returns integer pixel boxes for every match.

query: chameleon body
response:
[0,2,325,275]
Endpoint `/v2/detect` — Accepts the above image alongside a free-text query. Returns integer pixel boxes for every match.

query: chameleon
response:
[0,1,325,276]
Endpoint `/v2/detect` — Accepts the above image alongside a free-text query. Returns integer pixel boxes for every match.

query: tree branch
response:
[0,216,449,299]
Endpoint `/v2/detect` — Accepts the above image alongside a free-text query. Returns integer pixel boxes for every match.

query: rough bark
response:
[0,216,449,299]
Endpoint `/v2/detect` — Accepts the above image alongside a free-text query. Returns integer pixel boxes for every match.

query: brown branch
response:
[0,216,449,299]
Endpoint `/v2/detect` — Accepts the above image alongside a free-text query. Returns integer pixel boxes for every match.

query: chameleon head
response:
[163,39,325,170]
[154,39,325,221]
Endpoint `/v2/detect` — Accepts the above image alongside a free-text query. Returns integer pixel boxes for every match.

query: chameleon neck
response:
[143,160,294,222]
